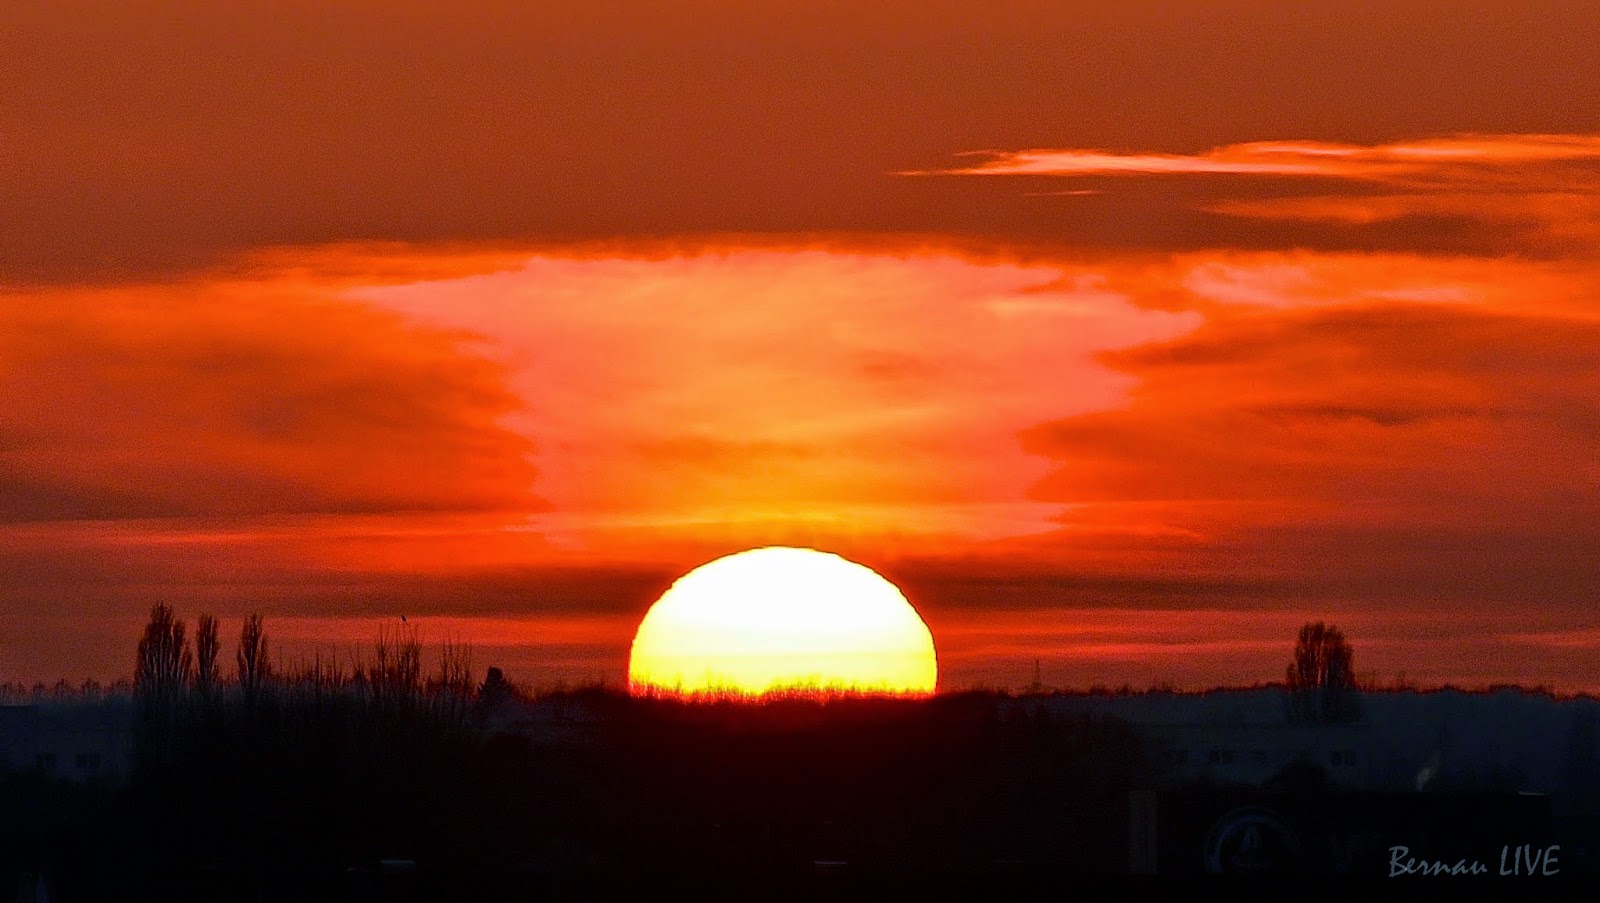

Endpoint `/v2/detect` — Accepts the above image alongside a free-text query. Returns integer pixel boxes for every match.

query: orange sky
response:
[4,1,1600,691]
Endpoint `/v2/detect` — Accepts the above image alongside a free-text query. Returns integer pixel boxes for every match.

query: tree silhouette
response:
[135,603,192,704]
[479,666,511,712]
[194,613,220,694]
[1286,621,1360,722]
[237,612,270,698]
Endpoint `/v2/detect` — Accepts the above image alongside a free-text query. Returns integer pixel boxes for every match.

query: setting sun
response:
[627,547,937,698]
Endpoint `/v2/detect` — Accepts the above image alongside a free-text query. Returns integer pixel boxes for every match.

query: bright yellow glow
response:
[628,546,937,698]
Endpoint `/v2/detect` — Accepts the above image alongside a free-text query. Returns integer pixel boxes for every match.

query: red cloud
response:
[1017,302,1600,603]
[0,280,539,521]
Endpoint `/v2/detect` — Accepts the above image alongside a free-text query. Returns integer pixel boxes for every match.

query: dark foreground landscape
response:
[6,672,1600,900]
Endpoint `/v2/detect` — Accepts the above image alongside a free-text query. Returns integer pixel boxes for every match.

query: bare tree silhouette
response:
[433,638,474,697]
[1286,621,1360,722]
[135,603,193,704]
[371,623,422,710]
[195,613,220,694]
[237,613,270,699]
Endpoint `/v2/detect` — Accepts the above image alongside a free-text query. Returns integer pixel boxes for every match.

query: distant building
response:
[1021,686,1587,797]
[1139,721,1369,789]
[1011,686,1596,876]
[1005,689,1372,789]
[0,702,135,785]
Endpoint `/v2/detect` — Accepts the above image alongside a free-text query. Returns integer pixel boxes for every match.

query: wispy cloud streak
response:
[912,134,1600,182]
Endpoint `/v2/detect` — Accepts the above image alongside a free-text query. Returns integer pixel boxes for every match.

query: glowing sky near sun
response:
[4,0,1600,692]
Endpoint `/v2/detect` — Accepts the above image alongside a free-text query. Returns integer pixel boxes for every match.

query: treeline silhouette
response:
[4,606,1157,900]
[2,606,510,899]
[33,612,1594,898]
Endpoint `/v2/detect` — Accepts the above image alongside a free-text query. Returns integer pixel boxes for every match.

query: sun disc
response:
[627,547,937,698]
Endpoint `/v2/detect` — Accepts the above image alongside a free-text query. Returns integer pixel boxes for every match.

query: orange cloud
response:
[918,134,1600,181]
[8,238,1600,690]
[1016,297,1600,610]
[348,247,1199,556]
[1205,192,1600,252]
[0,277,539,521]
[919,133,1600,257]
